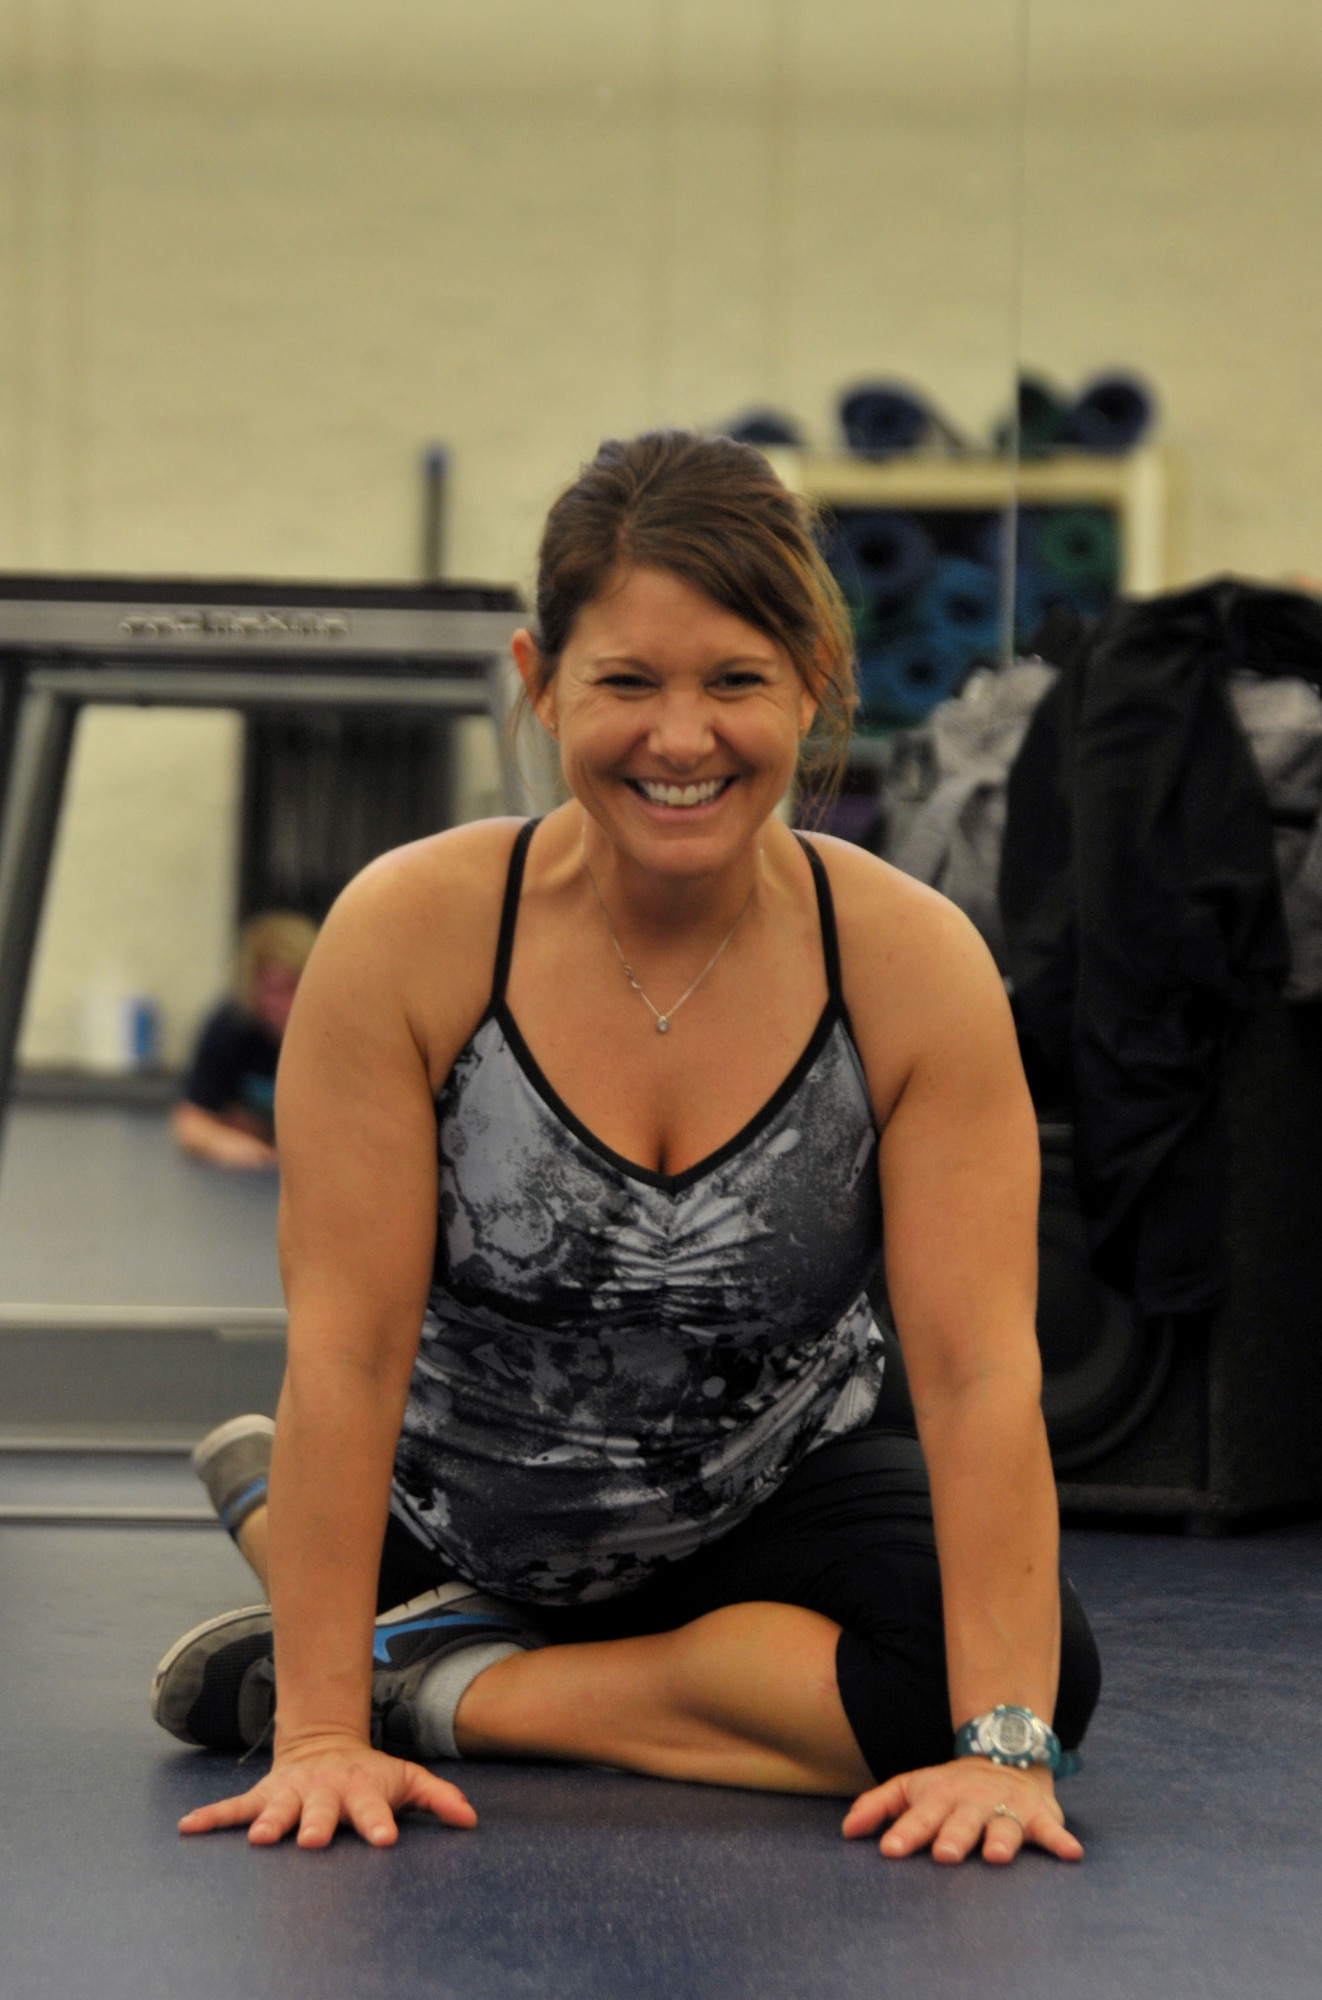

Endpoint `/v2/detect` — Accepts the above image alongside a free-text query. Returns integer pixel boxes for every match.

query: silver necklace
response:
[579,820,758,1035]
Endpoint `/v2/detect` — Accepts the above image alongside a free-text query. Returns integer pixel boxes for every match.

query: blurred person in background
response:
[172,911,318,1169]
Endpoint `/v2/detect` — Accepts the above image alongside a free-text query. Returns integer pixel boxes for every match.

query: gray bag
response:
[884,659,1322,996]
[1227,671,1322,1001]
[886,660,1058,968]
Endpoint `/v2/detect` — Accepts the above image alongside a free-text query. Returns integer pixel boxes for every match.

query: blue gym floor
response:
[2,1106,1320,1998]
[0,1100,282,1309]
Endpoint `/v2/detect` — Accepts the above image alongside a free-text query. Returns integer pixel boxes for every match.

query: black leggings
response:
[377,1427,1101,1784]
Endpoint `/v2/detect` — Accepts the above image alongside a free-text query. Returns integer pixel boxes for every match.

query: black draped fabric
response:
[1001,579,1322,1315]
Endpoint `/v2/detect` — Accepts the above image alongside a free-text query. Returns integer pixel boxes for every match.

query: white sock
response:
[412,1640,525,1758]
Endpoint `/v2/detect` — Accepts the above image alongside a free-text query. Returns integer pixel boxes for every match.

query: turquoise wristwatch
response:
[954,1705,1079,1776]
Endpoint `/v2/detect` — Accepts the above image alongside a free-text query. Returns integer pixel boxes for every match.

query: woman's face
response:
[515,565,815,878]
[251,962,300,1038]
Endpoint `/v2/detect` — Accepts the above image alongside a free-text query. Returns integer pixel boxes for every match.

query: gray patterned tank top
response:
[390,820,886,1605]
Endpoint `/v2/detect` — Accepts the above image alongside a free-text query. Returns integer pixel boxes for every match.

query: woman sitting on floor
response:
[152,430,1099,1865]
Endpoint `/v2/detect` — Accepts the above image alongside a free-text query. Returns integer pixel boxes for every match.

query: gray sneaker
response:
[191,1414,275,1540]
[370,1583,545,1757]
[150,1604,276,1750]
[149,1584,543,1755]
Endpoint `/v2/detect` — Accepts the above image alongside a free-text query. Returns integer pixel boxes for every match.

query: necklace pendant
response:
[656,1017,669,1034]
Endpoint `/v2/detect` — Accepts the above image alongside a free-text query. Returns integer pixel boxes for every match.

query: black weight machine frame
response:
[0,575,554,1142]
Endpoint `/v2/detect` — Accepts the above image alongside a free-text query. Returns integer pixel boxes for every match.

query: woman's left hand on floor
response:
[842,1758,1083,1865]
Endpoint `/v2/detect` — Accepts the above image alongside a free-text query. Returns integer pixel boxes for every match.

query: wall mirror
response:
[0,0,1025,1445]
[1007,0,1322,1522]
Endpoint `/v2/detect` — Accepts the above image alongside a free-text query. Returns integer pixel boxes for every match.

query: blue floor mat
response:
[0,1103,281,1308]
[1,1516,1320,1999]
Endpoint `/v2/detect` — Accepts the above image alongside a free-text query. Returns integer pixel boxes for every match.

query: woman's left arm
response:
[833,855,1081,1866]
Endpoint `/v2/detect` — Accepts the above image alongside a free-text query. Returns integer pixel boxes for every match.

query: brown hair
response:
[526,431,857,797]
[234,911,318,1016]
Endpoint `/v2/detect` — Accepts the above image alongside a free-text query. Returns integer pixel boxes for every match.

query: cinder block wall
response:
[0,0,1317,1064]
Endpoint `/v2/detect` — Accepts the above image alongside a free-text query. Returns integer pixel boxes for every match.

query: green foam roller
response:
[1037,508,1120,588]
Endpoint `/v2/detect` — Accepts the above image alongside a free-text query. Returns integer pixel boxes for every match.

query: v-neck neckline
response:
[465,816,857,1195]
[490,995,843,1195]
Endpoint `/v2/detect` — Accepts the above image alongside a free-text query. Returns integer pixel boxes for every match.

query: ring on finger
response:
[992,1803,1023,1828]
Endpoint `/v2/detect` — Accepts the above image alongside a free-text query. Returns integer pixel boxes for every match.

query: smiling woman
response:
[149,431,1099,1868]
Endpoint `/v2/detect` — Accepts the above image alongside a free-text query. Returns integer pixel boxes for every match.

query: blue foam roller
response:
[922,556,1001,653]
[857,630,969,725]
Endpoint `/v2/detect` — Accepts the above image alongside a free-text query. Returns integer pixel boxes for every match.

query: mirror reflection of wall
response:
[0,0,1024,1074]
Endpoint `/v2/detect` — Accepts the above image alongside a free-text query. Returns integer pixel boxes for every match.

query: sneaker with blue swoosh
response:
[370,1583,544,1756]
[149,1583,541,1753]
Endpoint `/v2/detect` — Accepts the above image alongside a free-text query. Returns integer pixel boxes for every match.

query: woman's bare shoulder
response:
[333,816,526,928]
[798,830,986,975]
[798,830,1013,1109]
[298,817,529,1077]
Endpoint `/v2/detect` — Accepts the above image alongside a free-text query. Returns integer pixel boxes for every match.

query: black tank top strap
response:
[489,818,541,1013]
[795,834,846,1012]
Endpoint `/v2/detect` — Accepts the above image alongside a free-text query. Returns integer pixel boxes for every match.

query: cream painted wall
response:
[0,0,1022,1066]
[16,708,243,1066]
[0,8,1024,583]
[1,0,1319,1065]
[1020,1,1322,585]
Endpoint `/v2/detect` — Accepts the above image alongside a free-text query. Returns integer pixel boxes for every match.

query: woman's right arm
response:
[171,1099,278,1169]
[178,833,503,1848]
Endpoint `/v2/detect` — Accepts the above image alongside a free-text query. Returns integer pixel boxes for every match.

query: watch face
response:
[989,1710,1035,1757]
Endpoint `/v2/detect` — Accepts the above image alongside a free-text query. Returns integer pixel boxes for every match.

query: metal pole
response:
[0,661,30,847]
[0,689,80,1139]
[420,445,449,582]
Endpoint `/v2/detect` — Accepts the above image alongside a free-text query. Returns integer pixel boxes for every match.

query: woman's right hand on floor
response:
[177,1731,478,1848]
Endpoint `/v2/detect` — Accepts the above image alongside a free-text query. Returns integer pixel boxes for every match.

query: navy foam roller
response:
[829,511,935,627]
[857,631,969,725]
[839,383,933,459]
[1067,372,1155,454]
[722,407,804,447]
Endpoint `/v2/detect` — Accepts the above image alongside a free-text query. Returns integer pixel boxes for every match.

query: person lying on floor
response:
[171,910,318,1170]
[151,430,1100,1865]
